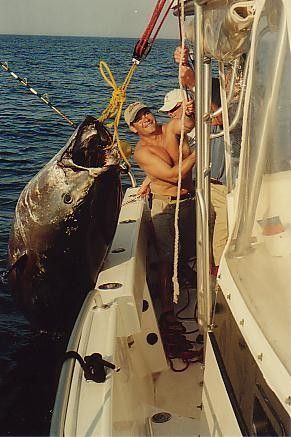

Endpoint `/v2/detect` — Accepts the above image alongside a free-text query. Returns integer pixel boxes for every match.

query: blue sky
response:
[0,0,179,38]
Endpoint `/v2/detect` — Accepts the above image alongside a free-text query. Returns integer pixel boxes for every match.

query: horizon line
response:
[0,32,179,40]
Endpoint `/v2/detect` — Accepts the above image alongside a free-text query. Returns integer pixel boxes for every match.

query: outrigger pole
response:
[0,61,77,128]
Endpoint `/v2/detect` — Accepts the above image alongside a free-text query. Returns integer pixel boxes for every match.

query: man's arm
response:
[168,98,195,135]
[174,47,195,88]
[134,148,196,185]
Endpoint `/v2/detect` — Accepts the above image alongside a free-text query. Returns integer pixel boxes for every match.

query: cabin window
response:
[225,0,291,375]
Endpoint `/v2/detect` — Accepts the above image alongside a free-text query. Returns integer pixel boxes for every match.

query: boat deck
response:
[149,288,203,436]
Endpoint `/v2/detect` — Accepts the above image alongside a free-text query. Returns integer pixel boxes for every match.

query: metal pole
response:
[203,57,212,327]
[210,58,238,119]
[195,1,208,330]
[210,54,250,139]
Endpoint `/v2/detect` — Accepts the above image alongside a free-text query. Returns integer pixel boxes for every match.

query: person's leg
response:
[150,199,186,330]
[151,199,202,359]
[159,260,175,314]
[178,198,197,287]
[210,184,228,267]
[150,199,175,315]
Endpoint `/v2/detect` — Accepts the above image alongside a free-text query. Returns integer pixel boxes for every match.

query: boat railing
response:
[50,289,98,436]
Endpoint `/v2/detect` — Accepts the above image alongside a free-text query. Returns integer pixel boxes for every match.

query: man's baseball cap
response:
[159,88,188,112]
[124,101,148,126]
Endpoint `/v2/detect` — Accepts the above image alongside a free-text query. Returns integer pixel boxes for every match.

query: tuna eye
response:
[63,193,73,204]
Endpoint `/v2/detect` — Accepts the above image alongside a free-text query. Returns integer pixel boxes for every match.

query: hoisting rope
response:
[97,0,174,168]
[173,0,187,304]
[97,61,137,167]
[0,61,76,128]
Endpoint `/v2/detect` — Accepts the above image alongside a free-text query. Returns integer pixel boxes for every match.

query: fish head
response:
[11,117,122,233]
[63,116,120,169]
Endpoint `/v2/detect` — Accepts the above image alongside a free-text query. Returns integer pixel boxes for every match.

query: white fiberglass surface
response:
[226,0,291,373]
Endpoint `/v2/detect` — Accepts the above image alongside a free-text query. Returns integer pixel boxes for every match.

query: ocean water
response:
[0,35,179,435]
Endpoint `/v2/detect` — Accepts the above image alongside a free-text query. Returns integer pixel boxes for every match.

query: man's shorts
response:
[150,195,196,265]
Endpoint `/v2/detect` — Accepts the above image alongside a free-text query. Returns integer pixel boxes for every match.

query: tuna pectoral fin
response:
[1,253,28,284]
[8,252,28,276]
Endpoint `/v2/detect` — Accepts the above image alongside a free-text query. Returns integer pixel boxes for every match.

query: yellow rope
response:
[98,61,137,167]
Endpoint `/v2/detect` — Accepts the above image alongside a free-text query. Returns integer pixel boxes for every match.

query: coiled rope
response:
[173,0,187,304]
[98,61,137,168]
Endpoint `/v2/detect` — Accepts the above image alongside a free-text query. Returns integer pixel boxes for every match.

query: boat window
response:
[225,0,291,374]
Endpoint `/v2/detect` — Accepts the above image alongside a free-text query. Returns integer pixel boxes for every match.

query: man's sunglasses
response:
[168,103,182,114]
[133,109,151,124]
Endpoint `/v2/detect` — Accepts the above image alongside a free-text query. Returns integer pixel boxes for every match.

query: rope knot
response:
[112,87,126,105]
[97,60,137,167]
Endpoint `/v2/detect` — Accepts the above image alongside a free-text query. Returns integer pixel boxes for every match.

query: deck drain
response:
[111,247,125,253]
[142,299,149,312]
[147,333,158,345]
[98,282,122,290]
[151,412,172,423]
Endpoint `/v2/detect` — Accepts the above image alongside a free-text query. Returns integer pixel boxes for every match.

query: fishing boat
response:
[50,0,291,435]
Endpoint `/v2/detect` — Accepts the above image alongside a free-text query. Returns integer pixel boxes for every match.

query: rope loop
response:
[98,61,126,122]
[97,61,137,167]
[99,60,118,90]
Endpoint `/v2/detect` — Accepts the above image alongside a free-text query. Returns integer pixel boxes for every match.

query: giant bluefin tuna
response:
[8,116,122,332]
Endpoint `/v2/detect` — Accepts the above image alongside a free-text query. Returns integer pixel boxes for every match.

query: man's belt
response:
[152,192,195,201]
[210,178,223,185]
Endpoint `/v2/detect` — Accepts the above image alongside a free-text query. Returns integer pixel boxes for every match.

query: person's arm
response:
[174,46,195,88]
[168,99,195,135]
[134,148,196,185]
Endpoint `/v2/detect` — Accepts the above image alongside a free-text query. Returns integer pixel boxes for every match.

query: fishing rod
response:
[0,60,138,186]
[0,61,77,128]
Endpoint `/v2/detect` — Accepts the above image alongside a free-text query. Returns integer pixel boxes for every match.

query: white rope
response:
[173,0,186,304]
[219,61,233,193]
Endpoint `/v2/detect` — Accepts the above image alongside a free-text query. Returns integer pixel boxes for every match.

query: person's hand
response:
[174,46,195,88]
[185,98,195,117]
[181,66,195,88]
[137,182,151,198]
[174,46,189,65]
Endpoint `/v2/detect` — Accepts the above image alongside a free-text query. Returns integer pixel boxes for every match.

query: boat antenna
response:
[0,61,77,128]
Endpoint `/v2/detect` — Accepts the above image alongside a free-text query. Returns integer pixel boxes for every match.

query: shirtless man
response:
[124,101,196,353]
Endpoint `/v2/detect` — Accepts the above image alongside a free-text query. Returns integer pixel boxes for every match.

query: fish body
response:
[8,116,122,331]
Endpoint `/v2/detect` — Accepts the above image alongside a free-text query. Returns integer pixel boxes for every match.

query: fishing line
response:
[0,61,77,127]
